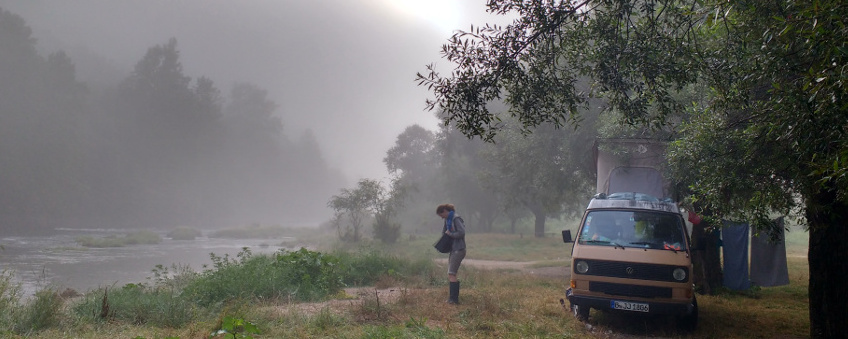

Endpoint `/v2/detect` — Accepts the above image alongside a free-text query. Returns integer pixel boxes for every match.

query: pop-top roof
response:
[586,192,680,213]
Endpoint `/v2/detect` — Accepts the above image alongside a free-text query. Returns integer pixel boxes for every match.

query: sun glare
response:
[377,0,462,34]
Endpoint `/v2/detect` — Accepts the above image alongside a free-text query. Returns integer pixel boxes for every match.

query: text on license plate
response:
[611,300,649,312]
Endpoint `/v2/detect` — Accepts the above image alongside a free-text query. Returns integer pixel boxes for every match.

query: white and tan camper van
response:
[565,193,697,331]
[563,139,698,331]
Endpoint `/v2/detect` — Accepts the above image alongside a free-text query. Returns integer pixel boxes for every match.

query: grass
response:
[0,228,811,339]
[209,224,297,239]
[167,226,202,240]
[75,230,161,248]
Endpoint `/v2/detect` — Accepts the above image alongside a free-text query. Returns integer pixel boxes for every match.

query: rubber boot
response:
[448,281,460,304]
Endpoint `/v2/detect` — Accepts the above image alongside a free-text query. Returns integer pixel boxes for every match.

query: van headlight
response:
[575,260,589,274]
[673,268,687,281]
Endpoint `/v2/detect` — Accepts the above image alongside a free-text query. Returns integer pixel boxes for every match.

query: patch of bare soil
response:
[269,287,408,318]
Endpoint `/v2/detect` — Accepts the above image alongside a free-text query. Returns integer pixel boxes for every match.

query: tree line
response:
[0,8,345,234]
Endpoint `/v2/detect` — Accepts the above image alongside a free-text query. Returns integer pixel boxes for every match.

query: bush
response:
[181,248,345,306]
[373,219,401,244]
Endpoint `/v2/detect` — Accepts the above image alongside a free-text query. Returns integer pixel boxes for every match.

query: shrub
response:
[181,248,344,306]
[373,219,401,244]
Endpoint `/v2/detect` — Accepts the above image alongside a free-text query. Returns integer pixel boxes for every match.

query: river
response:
[0,228,291,298]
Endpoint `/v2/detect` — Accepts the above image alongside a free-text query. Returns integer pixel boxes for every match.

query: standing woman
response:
[437,203,466,304]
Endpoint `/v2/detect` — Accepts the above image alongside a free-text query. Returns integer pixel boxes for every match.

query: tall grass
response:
[336,248,437,287]
[72,283,196,328]
[0,270,21,333]
[0,272,64,336]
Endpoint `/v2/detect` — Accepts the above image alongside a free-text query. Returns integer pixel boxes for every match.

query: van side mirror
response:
[562,230,573,243]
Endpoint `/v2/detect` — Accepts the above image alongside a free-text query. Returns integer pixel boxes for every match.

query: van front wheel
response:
[572,303,590,321]
[677,296,698,332]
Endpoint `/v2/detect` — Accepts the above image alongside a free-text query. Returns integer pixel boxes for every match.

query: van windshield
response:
[578,210,687,251]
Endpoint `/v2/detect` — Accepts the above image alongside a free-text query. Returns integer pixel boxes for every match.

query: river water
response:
[0,228,292,298]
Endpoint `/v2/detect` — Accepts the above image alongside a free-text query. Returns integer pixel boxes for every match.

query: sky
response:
[0,0,513,183]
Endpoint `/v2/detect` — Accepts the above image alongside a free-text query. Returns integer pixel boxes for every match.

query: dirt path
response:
[433,258,570,279]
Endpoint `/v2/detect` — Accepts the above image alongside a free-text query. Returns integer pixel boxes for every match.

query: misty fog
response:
[0,1,511,233]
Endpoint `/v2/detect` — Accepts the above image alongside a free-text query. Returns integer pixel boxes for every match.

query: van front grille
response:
[578,259,687,282]
[589,281,672,298]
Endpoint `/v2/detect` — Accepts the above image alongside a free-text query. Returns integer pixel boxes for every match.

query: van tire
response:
[572,303,590,321]
[677,296,698,332]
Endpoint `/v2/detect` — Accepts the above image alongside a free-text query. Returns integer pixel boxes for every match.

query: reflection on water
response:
[0,228,293,298]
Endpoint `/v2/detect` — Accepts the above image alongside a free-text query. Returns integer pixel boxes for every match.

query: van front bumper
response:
[567,292,694,316]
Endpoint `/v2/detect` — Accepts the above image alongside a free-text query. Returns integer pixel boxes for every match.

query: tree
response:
[480,120,594,237]
[384,124,436,184]
[435,125,500,231]
[111,38,225,227]
[370,178,407,244]
[0,8,90,231]
[328,178,406,244]
[417,1,847,337]
[328,183,370,243]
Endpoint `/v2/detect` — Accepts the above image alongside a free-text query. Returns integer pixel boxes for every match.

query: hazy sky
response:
[0,0,512,182]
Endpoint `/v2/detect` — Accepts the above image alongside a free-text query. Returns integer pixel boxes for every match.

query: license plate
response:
[611,300,649,312]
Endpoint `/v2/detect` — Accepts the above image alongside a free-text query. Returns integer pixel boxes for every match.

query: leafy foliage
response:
[182,248,344,306]
[329,179,407,243]
[212,316,261,339]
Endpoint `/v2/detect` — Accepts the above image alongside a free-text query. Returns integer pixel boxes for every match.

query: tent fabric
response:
[722,221,751,290]
[607,167,665,198]
[750,217,790,287]
[595,139,669,197]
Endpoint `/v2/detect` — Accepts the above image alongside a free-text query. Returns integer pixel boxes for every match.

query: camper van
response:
[565,192,697,330]
[563,139,698,331]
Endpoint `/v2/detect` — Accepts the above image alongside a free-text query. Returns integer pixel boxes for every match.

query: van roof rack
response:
[594,192,671,202]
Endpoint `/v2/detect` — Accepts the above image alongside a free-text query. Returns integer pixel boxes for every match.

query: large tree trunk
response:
[807,187,848,338]
[532,210,546,238]
[688,211,723,295]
